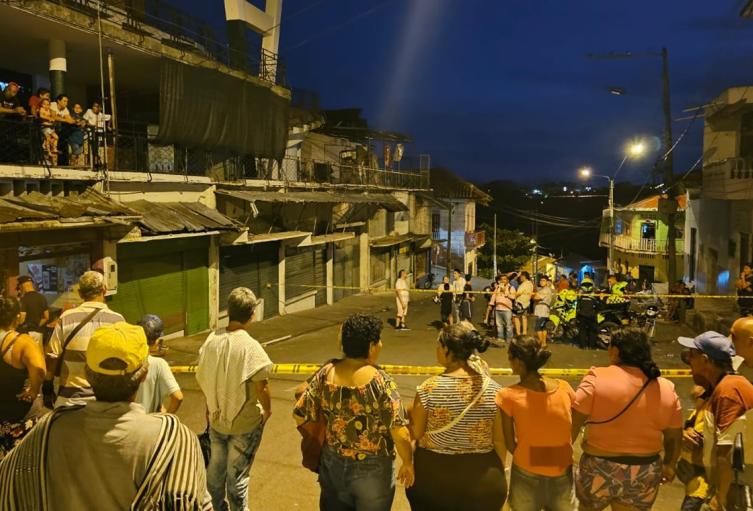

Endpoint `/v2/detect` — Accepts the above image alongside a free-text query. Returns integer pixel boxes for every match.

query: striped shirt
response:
[0,404,211,510]
[46,301,124,407]
[417,373,501,454]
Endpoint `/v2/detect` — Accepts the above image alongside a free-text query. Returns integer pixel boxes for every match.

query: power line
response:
[282,0,396,53]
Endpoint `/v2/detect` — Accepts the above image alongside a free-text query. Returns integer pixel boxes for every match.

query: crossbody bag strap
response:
[54,307,100,377]
[0,332,21,359]
[585,377,654,426]
[428,376,491,435]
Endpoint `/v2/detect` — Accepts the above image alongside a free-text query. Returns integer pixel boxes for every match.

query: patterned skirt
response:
[0,417,40,461]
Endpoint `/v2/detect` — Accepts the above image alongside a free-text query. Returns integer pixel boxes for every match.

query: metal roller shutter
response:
[286,247,326,305]
[219,243,279,320]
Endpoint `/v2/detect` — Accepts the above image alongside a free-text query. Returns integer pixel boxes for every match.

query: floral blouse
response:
[293,363,407,460]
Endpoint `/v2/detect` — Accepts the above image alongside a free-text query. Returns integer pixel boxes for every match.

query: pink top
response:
[573,365,683,454]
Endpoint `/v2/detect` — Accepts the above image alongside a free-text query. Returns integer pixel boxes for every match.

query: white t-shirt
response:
[396,278,410,303]
[516,280,534,308]
[135,355,180,413]
[452,277,466,296]
[50,102,70,118]
[534,285,554,317]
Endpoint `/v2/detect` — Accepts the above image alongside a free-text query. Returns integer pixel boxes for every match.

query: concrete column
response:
[49,39,67,98]
[326,242,334,305]
[208,236,220,329]
[359,232,369,291]
[2,248,19,298]
[278,242,286,315]
[261,0,282,80]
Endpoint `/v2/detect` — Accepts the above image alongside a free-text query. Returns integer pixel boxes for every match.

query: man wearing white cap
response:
[0,322,211,510]
[679,331,753,510]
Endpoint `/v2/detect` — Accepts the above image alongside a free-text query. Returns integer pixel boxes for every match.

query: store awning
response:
[216,189,408,212]
[415,191,451,209]
[370,233,428,248]
[301,232,356,246]
[245,231,310,245]
[123,200,240,236]
[0,189,140,232]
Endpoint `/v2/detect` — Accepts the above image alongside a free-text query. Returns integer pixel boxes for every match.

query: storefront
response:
[109,237,210,336]
[219,242,279,320]
[285,246,327,310]
[16,242,95,310]
[334,238,360,302]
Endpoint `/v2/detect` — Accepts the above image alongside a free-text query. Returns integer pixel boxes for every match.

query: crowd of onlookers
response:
[0,81,109,167]
[3,269,753,510]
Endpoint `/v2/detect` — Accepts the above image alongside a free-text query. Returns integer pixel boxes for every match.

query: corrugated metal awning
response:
[123,201,239,236]
[370,233,428,248]
[415,192,451,209]
[301,232,356,246]
[216,189,408,212]
[0,189,140,231]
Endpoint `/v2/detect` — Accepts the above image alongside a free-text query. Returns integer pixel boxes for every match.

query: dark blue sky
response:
[192,0,753,183]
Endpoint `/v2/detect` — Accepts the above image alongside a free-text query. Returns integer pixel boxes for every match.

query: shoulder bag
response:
[297,363,332,473]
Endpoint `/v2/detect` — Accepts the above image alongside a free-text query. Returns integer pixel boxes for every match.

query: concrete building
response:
[599,194,686,284]
[0,1,431,337]
[684,86,753,293]
[429,168,491,277]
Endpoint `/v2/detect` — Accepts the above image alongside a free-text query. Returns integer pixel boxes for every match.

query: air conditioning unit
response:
[103,257,118,296]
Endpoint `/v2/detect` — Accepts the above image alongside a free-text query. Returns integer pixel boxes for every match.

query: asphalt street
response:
[166,291,732,511]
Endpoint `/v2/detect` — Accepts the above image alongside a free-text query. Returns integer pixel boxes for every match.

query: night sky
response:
[191,0,753,184]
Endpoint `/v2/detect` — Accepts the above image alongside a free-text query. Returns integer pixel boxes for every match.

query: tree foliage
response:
[477,224,531,277]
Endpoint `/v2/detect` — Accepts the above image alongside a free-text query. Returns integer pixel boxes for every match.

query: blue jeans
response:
[495,309,513,341]
[207,423,264,511]
[319,446,395,511]
[508,464,574,511]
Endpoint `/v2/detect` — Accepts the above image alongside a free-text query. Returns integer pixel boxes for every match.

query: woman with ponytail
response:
[497,336,576,510]
[407,321,507,510]
[571,327,683,511]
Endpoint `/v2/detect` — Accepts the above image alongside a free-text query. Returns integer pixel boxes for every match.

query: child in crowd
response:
[677,385,709,511]
[38,97,58,165]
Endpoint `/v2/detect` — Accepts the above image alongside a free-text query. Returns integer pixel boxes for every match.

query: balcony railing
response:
[703,157,753,199]
[0,117,430,189]
[599,233,684,254]
[14,0,285,86]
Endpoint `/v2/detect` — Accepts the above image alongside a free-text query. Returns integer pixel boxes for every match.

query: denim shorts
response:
[508,464,574,511]
[534,316,548,332]
[318,446,395,511]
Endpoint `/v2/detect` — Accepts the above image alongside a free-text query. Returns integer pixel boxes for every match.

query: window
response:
[615,218,623,235]
[432,213,441,239]
[641,222,656,239]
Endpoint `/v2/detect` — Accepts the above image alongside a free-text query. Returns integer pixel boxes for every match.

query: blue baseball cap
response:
[678,331,736,362]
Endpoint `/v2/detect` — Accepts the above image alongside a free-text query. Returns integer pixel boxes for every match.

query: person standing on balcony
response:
[0,82,25,117]
[737,263,753,317]
[28,88,49,117]
[395,269,410,330]
[51,94,76,166]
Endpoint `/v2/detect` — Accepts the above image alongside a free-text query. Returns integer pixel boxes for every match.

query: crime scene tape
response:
[170,363,693,378]
[281,282,739,300]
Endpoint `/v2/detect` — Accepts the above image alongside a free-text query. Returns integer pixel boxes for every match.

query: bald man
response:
[731,316,753,367]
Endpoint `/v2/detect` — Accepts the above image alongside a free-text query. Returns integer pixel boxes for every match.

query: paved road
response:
[166,291,732,510]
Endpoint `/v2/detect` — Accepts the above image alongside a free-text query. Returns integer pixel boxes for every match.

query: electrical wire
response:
[282,0,396,53]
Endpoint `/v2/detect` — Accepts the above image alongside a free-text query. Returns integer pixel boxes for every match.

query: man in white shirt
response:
[135,314,183,413]
[196,287,273,511]
[513,271,534,336]
[451,268,466,323]
[395,269,410,330]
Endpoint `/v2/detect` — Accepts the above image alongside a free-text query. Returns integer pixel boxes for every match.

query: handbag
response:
[296,364,331,473]
[198,424,211,467]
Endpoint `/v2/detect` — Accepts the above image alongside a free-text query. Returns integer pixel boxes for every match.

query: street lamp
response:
[579,140,647,275]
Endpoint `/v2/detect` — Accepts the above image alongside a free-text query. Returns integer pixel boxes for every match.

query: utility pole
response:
[662,47,677,284]
[493,213,497,277]
[608,177,615,274]
[446,202,454,278]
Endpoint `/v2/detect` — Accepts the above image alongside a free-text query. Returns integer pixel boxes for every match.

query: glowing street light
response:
[579,139,648,274]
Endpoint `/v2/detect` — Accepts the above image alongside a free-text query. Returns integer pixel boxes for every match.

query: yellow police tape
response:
[170,363,693,378]
[282,283,736,300]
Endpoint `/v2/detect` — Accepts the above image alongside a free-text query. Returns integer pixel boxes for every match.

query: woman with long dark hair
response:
[407,322,506,511]
[572,327,683,510]
[0,296,46,459]
[498,336,575,510]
